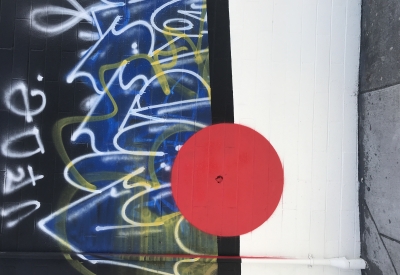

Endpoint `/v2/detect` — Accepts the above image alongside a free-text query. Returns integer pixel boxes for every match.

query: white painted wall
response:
[229,0,361,274]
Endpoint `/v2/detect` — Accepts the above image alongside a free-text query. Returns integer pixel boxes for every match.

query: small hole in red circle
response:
[215,175,224,183]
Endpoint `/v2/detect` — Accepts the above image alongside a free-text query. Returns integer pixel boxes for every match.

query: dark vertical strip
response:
[208,0,234,124]
[0,0,16,48]
[207,0,240,274]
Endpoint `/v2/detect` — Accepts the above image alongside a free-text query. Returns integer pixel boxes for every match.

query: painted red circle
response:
[171,123,284,236]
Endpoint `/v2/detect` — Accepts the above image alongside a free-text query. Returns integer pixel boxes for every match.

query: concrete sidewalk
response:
[359,0,400,274]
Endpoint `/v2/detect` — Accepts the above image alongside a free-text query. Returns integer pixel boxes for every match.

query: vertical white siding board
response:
[229,0,361,273]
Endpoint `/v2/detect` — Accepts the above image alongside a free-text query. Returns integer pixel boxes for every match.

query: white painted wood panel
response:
[229,0,361,274]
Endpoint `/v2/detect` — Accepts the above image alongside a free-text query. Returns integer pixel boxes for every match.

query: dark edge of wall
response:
[358,94,368,275]
[357,0,365,95]
[358,1,373,274]
[358,2,367,274]
[207,0,241,274]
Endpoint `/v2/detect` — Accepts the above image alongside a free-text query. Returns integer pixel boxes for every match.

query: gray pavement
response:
[359,0,400,274]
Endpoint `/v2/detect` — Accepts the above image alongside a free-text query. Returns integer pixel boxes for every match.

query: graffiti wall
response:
[0,0,237,274]
[0,0,365,274]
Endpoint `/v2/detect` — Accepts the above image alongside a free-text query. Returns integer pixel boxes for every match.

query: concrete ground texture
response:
[359,0,400,274]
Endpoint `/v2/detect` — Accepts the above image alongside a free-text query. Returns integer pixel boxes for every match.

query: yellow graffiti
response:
[148,124,203,188]
[63,254,96,275]
[54,1,218,274]
[55,19,211,191]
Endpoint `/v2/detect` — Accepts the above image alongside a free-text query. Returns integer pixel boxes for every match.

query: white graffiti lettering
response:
[30,0,124,36]
[29,0,213,273]
[177,10,205,22]
[4,82,46,123]
[3,166,43,195]
[2,78,46,199]
[151,0,207,38]
[1,200,41,228]
[1,127,45,158]
[163,18,194,31]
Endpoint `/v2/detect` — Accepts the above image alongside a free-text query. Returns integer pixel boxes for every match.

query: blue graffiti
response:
[32,0,217,272]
